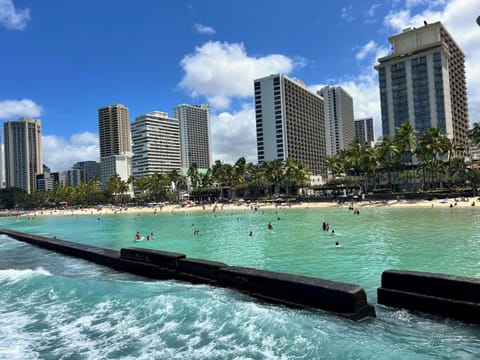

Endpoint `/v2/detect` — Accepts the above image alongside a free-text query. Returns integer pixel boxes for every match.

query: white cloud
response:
[366,3,382,18]
[194,23,215,35]
[210,104,257,164]
[42,132,99,172]
[383,0,480,125]
[356,40,378,60]
[0,0,30,30]
[0,99,42,119]
[341,5,354,22]
[179,41,295,109]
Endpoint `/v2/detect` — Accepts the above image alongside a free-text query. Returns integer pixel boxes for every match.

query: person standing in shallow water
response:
[323,222,327,231]
[268,222,273,230]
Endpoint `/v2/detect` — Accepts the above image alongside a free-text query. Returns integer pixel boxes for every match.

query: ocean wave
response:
[0,267,52,284]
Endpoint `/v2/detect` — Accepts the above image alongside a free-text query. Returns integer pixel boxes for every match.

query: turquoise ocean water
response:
[1,206,480,359]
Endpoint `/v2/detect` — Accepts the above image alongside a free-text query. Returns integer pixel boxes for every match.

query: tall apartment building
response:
[174,104,212,170]
[375,21,469,157]
[98,104,131,158]
[254,74,327,178]
[355,117,375,145]
[4,118,43,194]
[317,86,355,156]
[131,111,181,178]
[98,104,132,189]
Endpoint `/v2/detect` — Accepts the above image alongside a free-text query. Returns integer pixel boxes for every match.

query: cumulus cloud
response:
[210,104,257,164]
[194,23,215,35]
[42,132,99,172]
[179,41,295,109]
[0,99,42,119]
[0,0,30,30]
[383,0,480,125]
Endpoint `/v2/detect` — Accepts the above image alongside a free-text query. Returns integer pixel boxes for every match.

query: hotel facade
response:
[4,118,43,194]
[98,103,132,190]
[317,85,355,156]
[355,117,375,145]
[254,74,327,179]
[174,104,212,171]
[375,21,469,157]
[131,111,181,177]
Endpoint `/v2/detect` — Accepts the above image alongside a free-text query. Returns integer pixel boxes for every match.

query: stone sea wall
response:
[0,228,375,321]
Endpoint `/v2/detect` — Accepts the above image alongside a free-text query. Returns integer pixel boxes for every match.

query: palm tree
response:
[417,127,448,189]
[377,135,398,191]
[361,145,379,191]
[468,122,480,148]
[394,122,416,190]
[232,157,247,197]
[324,155,343,179]
[284,157,309,197]
[167,169,187,202]
[261,159,284,196]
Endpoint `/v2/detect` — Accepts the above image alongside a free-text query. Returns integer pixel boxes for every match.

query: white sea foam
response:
[0,267,52,284]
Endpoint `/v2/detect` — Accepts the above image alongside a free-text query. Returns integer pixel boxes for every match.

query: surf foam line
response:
[0,228,376,321]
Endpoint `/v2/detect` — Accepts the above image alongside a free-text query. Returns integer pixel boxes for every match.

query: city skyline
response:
[0,0,478,172]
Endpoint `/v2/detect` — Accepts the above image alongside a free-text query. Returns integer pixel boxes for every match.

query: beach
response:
[9,195,478,218]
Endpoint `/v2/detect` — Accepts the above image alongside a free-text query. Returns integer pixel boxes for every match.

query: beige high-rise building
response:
[375,21,469,157]
[174,104,212,170]
[317,86,355,156]
[4,118,43,194]
[254,74,327,179]
[98,103,131,158]
[98,104,132,189]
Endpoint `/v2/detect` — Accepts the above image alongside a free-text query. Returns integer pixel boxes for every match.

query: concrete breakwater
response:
[378,269,480,324]
[0,228,375,321]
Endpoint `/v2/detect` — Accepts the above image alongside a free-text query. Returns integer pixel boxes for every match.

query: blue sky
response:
[0,0,479,171]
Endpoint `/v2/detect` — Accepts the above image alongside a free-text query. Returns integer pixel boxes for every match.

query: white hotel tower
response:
[254,74,327,179]
[131,111,181,177]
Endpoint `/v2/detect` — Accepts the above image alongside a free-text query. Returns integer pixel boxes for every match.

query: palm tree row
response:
[324,122,480,192]
[187,157,310,201]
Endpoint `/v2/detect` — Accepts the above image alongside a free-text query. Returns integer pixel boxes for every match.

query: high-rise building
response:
[174,104,212,170]
[131,111,181,177]
[375,21,469,157]
[72,161,101,183]
[100,152,133,193]
[4,118,43,194]
[98,103,131,158]
[98,104,132,189]
[355,117,375,145]
[36,165,55,191]
[254,74,327,178]
[317,86,355,156]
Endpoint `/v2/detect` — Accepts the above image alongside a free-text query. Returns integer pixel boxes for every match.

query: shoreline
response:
[5,196,479,218]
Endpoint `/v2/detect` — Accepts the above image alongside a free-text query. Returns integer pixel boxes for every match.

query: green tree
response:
[377,135,398,191]
[394,122,416,190]
[468,122,480,148]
